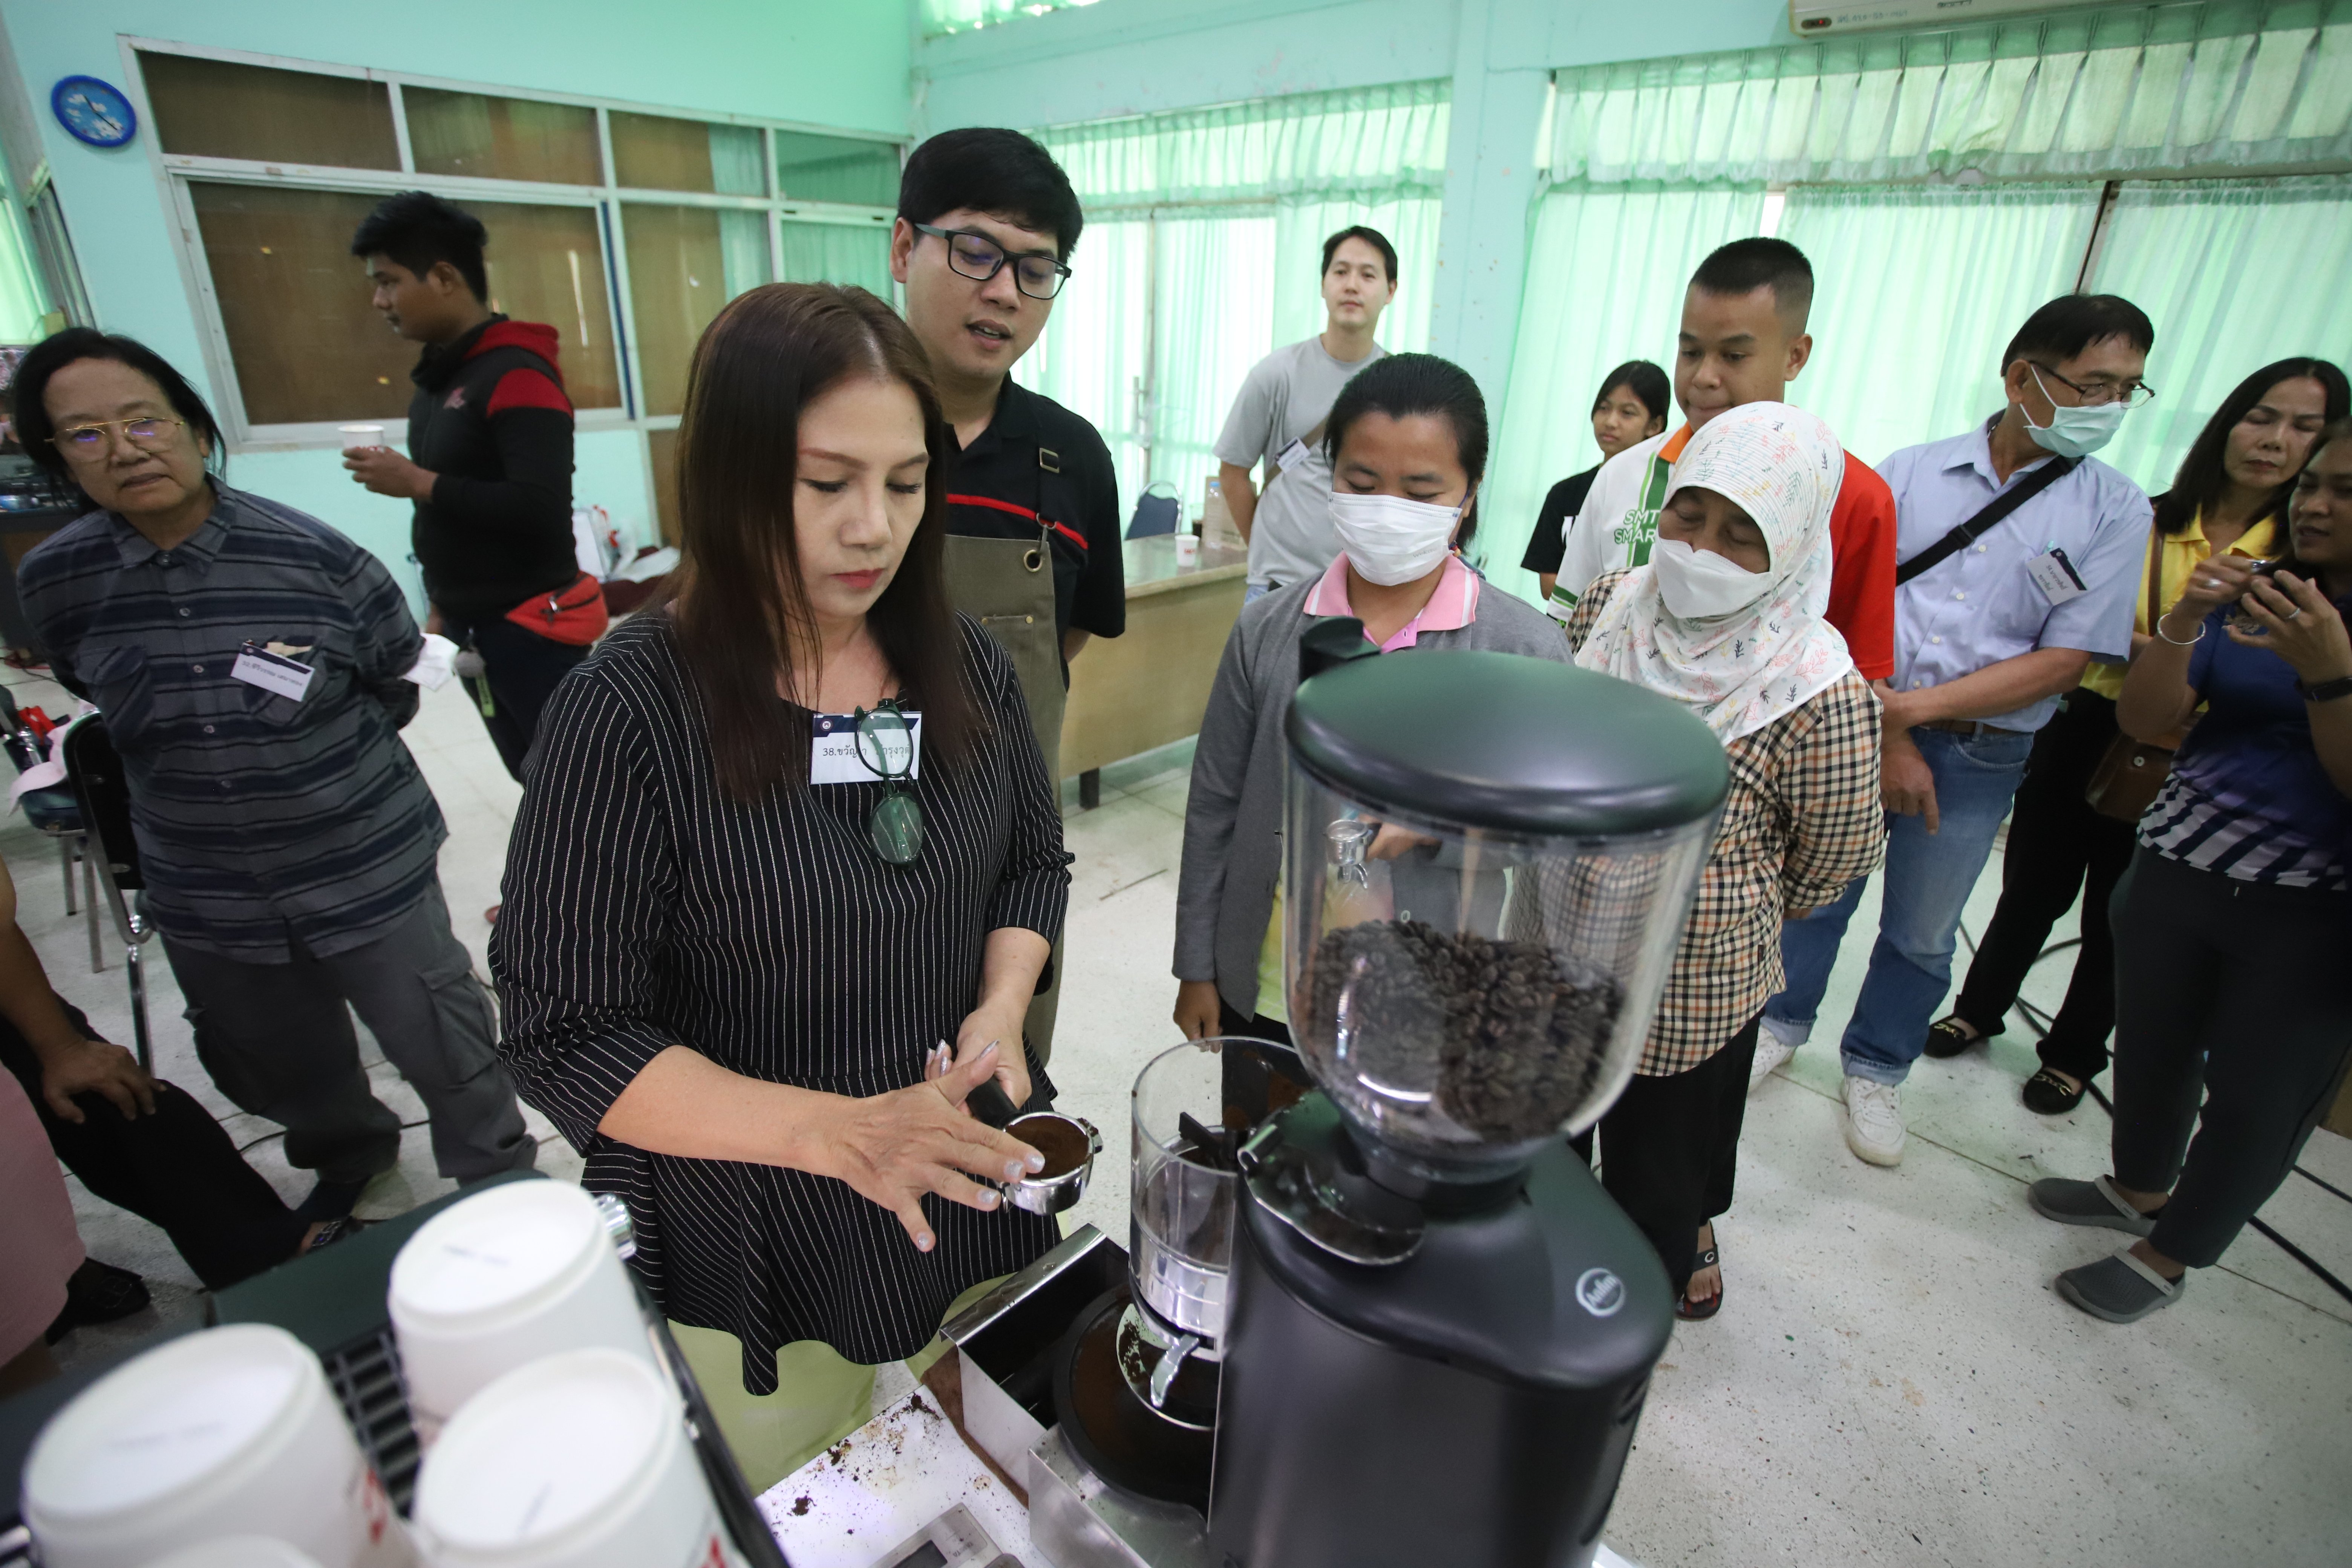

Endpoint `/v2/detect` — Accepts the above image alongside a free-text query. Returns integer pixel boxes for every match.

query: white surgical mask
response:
[2023,367,2129,460]
[1649,537,1770,620]
[1328,490,1460,586]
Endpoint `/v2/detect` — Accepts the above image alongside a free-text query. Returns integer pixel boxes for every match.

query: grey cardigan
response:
[1174,572,1574,1018]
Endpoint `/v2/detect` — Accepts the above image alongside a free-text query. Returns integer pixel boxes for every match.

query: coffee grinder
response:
[1208,646,1730,1568]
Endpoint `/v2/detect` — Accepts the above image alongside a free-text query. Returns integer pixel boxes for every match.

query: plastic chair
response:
[2,686,96,965]
[62,715,155,1070]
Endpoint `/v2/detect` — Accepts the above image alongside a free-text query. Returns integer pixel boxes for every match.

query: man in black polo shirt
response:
[343,193,588,796]
[892,128,1121,1065]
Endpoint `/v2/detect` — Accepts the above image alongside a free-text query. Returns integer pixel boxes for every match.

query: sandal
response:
[2021,1067,2085,1115]
[1676,1238,1723,1321]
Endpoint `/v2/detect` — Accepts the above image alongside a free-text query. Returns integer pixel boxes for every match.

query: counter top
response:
[1121,534,1248,600]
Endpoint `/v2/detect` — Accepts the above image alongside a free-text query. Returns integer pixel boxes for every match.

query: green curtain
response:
[1151,213,1280,522]
[1548,0,2352,185]
[1023,219,1153,504]
[1034,80,1450,209]
[717,209,770,299]
[1777,182,2104,470]
[776,219,892,297]
[1487,183,1763,601]
[1269,194,1442,353]
[2087,175,2352,493]
[708,125,766,198]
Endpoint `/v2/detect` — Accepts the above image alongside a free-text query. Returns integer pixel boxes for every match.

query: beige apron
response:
[944,527,1066,1066]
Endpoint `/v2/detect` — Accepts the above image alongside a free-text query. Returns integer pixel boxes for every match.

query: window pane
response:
[624,204,773,417]
[777,218,892,296]
[188,183,620,427]
[472,202,625,411]
[188,183,416,426]
[405,88,600,185]
[647,426,680,545]
[775,132,899,205]
[614,112,767,195]
[141,52,399,170]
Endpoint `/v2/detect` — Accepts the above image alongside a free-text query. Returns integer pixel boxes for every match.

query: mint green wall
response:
[919,0,1793,452]
[0,0,914,603]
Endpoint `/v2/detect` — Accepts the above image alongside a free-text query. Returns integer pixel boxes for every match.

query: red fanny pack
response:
[505,571,609,646]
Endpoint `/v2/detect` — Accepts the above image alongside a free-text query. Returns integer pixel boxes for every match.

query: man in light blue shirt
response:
[1759,295,2156,1167]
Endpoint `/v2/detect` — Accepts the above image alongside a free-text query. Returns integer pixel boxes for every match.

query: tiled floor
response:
[11,666,2350,1566]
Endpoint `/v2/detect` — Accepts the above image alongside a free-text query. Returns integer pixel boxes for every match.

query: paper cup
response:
[389,1180,651,1441]
[144,1540,327,1568]
[1174,533,1199,565]
[23,1323,412,1568]
[411,1348,727,1568]
[339,424,386,451]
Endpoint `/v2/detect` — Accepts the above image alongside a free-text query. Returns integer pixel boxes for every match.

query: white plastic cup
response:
[1174,534,1200,565]
[339,423,386,452]
[411,1348,727,1568]
[23,1323,413,1568]
[144,1539,328,1568]
[389,1180,652,1442]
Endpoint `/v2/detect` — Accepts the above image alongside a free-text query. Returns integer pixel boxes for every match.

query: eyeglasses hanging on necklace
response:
[853,700,923,865]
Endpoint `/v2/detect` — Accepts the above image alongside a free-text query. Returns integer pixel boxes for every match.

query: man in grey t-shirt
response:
[1214,226,1397,596]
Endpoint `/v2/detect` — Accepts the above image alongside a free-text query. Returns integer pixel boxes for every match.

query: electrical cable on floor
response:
[1957,920,2352,1307]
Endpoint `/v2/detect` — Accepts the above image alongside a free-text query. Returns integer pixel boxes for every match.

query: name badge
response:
[1274,437,1310,475]
[230,641,315,703]
[2026,547,2088,606]
[809,711,922,785]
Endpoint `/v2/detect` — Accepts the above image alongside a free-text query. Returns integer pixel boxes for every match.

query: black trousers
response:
[1217,1002,1293,1050]
[441,612,590,782]
[1576,1018,1759,1296]
[1951,690,2136,1080]
[2109,848,2352,1269]
[1,999,307,1291]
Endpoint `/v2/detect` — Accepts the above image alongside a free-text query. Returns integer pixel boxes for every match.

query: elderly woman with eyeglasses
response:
[492,283,1072,1486]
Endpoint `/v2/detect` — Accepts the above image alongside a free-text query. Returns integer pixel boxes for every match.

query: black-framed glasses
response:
[853,700,923,866]
[53,416,187,454]
[914,223,1071,300]
[2029,363,2156,409]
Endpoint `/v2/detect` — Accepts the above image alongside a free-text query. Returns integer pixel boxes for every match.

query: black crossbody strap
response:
[1895,455,2078,586]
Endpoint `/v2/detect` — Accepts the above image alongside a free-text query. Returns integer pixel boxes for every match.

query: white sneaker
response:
[1842,1075,1906,1166]
[1748,1033,1797,1093]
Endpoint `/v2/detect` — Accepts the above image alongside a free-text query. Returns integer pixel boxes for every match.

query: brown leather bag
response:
[2083,534,2177,823]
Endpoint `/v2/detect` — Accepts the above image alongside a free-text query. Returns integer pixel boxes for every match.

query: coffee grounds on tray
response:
[1009,1113,1091,1178]
[1308,918,1621,1140]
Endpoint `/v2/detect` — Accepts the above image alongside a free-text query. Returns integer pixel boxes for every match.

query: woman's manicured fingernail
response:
[1026,1150,1046,1172]
[979,1041,1000,1060]
[976,1189,1000,1209]
[1004,1160,1026,1181]
[916,1231,934,1251]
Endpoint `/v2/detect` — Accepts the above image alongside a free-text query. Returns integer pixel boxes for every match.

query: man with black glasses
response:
[891,127,1121,1063]
[1760,295,2156,1169]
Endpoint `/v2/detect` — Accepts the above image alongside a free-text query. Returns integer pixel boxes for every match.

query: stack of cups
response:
[21,1323,413,1568]
[388,1180,654,1443]
[410,1349,736,1568]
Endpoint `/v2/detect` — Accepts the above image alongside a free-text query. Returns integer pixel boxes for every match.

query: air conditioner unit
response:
[1790,0,2143,38]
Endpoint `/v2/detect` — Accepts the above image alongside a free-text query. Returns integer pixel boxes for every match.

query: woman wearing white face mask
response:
[1560,401,1885,1320]
[1171,354,1570,1046]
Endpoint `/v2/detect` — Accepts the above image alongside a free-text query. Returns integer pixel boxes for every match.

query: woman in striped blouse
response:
[492,284,1070,1484]
[2031,420,2352,1324]
[1559,402,1885,1321]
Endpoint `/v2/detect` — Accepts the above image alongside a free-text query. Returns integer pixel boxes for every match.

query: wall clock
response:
[52,76,136,149]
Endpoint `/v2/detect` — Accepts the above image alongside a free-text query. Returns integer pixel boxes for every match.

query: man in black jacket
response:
[345,192,585,790]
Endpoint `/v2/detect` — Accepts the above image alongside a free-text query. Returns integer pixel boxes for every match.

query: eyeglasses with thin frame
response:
[52,416,188,455]
[913,223,1071,301]
[2029,363,2156,410]
[853,700,924,866]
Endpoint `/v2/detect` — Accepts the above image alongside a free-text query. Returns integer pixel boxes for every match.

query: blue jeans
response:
[1763,726,2035,1086]
[1244,581,1273,605]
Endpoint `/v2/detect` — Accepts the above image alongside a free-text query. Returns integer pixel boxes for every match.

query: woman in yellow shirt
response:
[1928,357,2346,1112]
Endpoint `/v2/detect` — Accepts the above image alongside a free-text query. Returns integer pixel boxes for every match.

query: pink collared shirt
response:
[1303,554,1482,651]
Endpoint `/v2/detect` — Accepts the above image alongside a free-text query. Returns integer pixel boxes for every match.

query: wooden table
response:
[1061,534,1249,807]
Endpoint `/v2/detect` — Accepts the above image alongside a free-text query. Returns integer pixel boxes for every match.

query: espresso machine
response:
[1204,644,1728,1568]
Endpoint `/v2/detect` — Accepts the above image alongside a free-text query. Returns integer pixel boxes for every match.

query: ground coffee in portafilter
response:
[1010,1113,1092,1178]
[1309,918,1622,1140]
